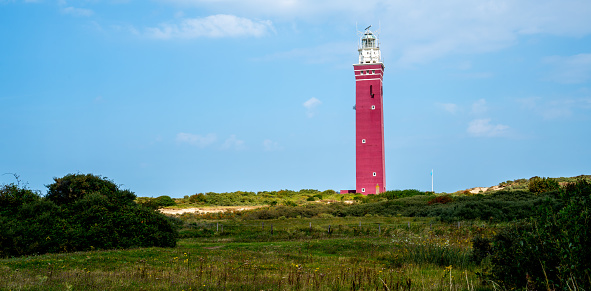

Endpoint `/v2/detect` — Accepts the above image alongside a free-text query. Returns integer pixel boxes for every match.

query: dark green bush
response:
[528,176,560,193]
[189,193,207,203]
[485,179,591,290]
[153,195,176,207]
[381,189,426,200]
[0,174,177,258]
[46,173,126,205]
[470,236,492,264]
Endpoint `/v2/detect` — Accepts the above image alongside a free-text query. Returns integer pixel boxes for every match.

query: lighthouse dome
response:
[358,27,381,63]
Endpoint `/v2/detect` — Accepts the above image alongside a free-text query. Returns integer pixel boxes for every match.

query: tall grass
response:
[0,217,496,290]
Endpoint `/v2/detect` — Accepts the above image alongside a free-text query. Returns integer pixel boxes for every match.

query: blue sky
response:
[1,0,590,197]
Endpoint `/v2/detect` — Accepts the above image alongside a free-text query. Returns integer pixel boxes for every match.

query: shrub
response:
[381,189,426,200]
[189,193,207,203]
[485,179,591,290]
[427,195,453,205]
[528,176,559,193]
[0,174,178,258]
[46,173,125,205]
[470,236,492,264]
[153,195,176,207]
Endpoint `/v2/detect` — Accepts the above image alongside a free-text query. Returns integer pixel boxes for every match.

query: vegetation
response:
[174,189,358,207]
[0,217,492,290]
[0,174,178,258]
[1,173,590,290]
[178,189,560,223]
[475,179,591,290]
[528,176,560,193]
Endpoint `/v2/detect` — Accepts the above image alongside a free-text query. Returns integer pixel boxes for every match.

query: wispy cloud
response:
[262,139,281,151]
[146,14,274,39]
[61,6,93,17]
[543,53,591,84]
[437,102,459,114]
[176,132,217,147]
[517,96,591,119]
[303,97,321,118]
[467,119,509,137]
[471,99,487,115]
[222,135,245,150]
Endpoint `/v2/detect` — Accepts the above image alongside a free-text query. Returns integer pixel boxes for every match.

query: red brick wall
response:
[354,63,386,195]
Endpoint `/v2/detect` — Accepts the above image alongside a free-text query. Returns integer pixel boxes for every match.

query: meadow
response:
[0,217,497,290]
[3,175,589,290]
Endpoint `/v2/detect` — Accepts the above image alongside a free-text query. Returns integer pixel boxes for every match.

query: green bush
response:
[153,195,176,207]
[189,193,207,203]
[46,173,125,205]
[381,189,426,200]
[528,176,559,193]
[485,179,591,290]
[0,174,177,258]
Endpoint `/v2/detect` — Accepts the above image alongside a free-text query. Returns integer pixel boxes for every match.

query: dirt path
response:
[158,205,264,215]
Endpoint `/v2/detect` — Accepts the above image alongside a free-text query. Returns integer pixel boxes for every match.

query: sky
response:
[1,0,590,197]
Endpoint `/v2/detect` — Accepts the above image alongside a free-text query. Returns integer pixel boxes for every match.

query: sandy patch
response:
[158,205,264,215]
[467,185,504,194]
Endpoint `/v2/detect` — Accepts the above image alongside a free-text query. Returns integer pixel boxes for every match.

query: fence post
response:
[309,222,312,231]
[328,225,331,234]
[359,221,361,228]
[262,222,264,230]
[457,221,461,229]
[221,224,223,233]
[408,222,410,230]
[217,222,219,232]
[271,224,273,235]
[378,223,381,236]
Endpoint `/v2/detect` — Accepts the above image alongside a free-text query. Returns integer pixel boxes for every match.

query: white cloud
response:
[517,96,591,119]
[471,99,487,115]
[303,97,321,117]
[437,103,459,114]
[262,139,281,151]
[467,119,509,137]
[222,134,245,150]
[176,132,217,147]
[146,14,274,39]
[157,1,591,65]
[543,53,591,84]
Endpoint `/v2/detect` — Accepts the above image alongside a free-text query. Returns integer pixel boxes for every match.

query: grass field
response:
[0,216,499,290]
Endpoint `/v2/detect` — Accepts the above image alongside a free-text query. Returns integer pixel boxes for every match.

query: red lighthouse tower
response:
[354,27,385,195]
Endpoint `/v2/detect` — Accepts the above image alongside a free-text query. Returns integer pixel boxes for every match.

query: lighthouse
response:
[353,27,385,195]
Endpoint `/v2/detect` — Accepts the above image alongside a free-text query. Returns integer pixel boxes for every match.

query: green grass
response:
[0,217,498,290]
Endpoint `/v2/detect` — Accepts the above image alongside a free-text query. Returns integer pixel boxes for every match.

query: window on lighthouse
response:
[373,172,377,177]
[371,105,375,110]
[362,139,366,143]
[361,188,366,193]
